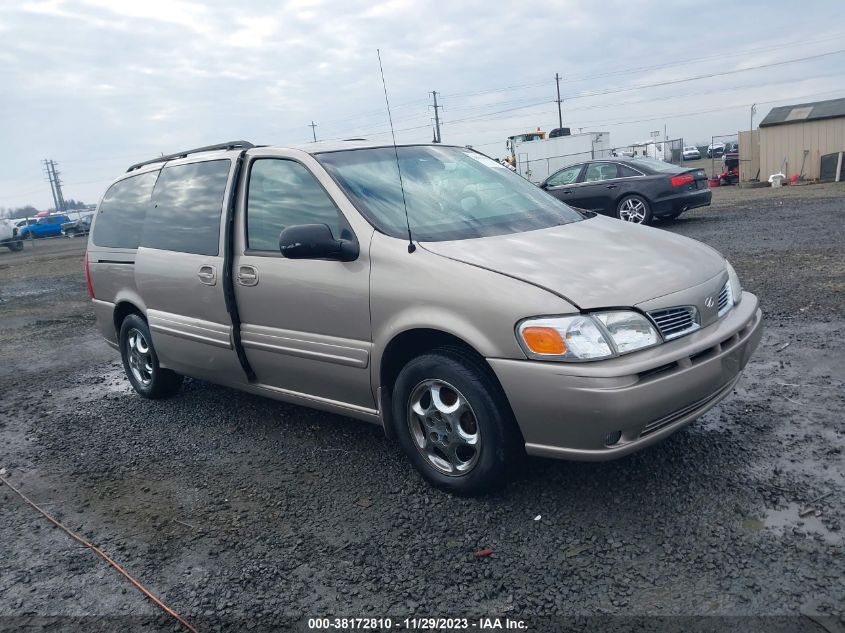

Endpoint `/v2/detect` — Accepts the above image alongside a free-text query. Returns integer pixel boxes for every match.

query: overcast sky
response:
[1,0,843,210]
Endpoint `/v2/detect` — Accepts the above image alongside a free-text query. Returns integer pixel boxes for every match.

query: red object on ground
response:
[708,178,721,187]
[789,174,800,183]
[476,548,494,557]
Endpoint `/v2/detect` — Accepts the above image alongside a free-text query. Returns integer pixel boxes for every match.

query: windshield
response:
[318,145,583,241]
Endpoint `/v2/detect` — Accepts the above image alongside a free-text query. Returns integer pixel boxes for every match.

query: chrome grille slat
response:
[648,278,733,342]
[717,280,732,317]
[648,306,698,340]
[654,314,694,327]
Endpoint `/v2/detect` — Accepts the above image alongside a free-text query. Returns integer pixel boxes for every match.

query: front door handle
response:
[606,184,618,189]
[237,265,259,286]
[198,265,217,286]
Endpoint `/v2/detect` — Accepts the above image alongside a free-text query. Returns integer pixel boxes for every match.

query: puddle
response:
[745,502,842,545]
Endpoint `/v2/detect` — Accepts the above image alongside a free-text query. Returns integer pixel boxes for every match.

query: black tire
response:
[119,314,183,399]
[616,194,653,225]
[391,346,523,495]
[6,240,23,251]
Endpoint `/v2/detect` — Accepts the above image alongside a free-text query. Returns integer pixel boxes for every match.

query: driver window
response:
[546,164,581,187]
[247,159,345,251]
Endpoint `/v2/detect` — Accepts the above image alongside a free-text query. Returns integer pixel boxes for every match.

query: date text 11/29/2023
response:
[307,617,528,630]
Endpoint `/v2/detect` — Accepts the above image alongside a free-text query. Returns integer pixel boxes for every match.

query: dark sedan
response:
[60,214,92,237]
[539,157,711,225]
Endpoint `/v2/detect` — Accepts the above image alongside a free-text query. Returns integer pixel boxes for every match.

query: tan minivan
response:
[86,140,762,494]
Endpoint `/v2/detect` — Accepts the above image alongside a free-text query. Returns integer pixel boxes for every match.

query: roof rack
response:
[126,140,255,172]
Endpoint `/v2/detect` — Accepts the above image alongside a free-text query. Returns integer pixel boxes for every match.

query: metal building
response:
[739,97,845,182]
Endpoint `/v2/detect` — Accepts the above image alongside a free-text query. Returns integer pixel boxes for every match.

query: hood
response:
[420,215,726,309]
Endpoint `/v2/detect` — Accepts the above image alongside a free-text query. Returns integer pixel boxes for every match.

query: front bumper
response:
[489,291,762,460]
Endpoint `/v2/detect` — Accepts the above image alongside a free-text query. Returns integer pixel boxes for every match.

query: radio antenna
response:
[377,48,415,254]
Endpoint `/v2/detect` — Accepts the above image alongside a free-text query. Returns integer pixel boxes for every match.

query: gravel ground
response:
[1,184,843,632]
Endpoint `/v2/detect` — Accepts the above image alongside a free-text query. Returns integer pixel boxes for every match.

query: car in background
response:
[61,214,92,237]
[16,218,37,232]
[682,146,701,160]
[706,142,725,158]
[540,157,711,224]
[0,219,24,251]
[19,214,71,239]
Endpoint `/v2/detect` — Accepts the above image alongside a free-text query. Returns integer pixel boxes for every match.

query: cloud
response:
[0,0,842,208]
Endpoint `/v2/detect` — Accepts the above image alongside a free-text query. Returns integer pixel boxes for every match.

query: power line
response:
[561,31,845,84]
[447,69,845,135]
[433,32,844,105]
[564,48,845,101]
[573,89,845,129]
[467,88,845,147]
[436,48,845,128]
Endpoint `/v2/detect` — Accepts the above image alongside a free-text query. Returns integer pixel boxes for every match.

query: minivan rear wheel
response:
[119,314,183,399]
[392,347,522,495]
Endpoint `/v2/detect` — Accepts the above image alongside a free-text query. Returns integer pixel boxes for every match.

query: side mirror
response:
[278,224,358,262]
[539,182,548,189]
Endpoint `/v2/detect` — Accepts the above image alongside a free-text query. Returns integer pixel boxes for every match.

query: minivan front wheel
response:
[119,314,183,399]
[617,195,652,224]
[392,347,522,495]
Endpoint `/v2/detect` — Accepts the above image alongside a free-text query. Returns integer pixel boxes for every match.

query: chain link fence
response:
[515,138,688,182]
[709,133,740,182]
[609,138,685,164]
[3,209,93,253]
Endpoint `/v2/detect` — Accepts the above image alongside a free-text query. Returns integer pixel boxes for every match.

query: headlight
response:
[517,311,661,362]
[726,261,741,306]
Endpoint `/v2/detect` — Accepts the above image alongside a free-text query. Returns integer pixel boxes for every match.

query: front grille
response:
[648,306,699,340]
[717,280,732,317]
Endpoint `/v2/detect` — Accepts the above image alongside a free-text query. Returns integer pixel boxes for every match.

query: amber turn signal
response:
[521,326,566,355]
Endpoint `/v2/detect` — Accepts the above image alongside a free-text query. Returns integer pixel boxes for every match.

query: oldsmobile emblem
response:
[704,296,715,308]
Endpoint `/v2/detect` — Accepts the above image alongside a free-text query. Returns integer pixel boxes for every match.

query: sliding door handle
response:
[198,265,217,285]
[237,265,259,286]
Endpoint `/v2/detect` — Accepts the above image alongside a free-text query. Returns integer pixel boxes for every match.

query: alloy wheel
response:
[619,197,647,223]
[127,328,153,386]
[407,379,481,476]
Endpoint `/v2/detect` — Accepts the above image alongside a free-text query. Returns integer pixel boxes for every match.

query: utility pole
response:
[49,160,66,213]
[43,159,59,213]
[431,91,442,143]
[309,121,318,142]
[555,73,563,129]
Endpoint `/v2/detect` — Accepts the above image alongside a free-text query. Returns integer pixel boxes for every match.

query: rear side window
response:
[92,171,158,249]
[246,159,344,251]
[583,163,618,182]
[142,159,231,256]
[618,164,643,177]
